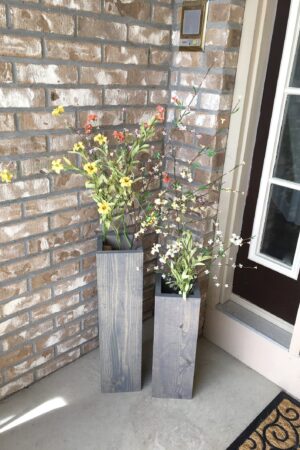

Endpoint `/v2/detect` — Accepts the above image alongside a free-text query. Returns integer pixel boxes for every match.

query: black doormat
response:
[227,391,300,449]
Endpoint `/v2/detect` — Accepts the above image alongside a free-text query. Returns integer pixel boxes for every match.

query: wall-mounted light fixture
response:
[179,0,209,51]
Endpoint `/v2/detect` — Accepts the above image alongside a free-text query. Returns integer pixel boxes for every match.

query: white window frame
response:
[248,0,300,280]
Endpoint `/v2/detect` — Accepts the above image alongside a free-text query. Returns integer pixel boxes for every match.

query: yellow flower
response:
[146,212,157,226]
[98,201,111,215]
[52,105,64,117]
[52,159,64,174]
[83,162,98,175]
[73,141,85,152]
[120,176,133,188]
[94,134,107,146]
[0,169,13,183]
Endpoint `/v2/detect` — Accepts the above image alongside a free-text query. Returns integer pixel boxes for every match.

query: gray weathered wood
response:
[97,235,143,393]
[152,276,201,399]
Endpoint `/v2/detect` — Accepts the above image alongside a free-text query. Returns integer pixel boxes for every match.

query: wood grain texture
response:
[152,277,201,399]
[97,247,143,393]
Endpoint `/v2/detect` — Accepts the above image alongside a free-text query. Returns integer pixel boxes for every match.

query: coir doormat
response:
[227,391,300,449]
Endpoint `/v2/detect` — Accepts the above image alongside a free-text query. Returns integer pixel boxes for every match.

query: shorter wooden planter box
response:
[96,234,143,393]
[152,275,201,399]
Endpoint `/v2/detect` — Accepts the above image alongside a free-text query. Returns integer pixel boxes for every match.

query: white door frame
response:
[204,0,300,398]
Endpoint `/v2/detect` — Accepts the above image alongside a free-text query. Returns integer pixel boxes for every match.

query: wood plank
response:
[97,248,143,393]
[152,278,201,399]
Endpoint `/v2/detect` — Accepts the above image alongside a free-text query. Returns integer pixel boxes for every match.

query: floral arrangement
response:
[50,105,165,248]
[0,83,251,299]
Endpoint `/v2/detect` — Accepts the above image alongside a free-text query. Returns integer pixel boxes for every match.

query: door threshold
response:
[217,300,292,349]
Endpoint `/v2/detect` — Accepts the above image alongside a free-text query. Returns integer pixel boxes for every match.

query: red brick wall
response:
[0,0,172,399]
[0,0,244,399]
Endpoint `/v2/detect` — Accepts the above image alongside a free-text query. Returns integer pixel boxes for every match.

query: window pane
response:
[290,32,300,87]
[273,96,300,183]
[260,185,300,266]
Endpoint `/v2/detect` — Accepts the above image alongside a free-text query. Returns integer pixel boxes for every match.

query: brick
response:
[0,113,15,132]
[51,173,85,192]
[206,50,239,69]
[127,69,168,86]
[152,5,172,25]
[10,7,74,35]
[0,289,51,318]
[200,92,232,111]
[104,0,150,20]
[0,242,25,264]
[183,111,230,129]
[78,16,126,41]
[0,62,13,83]
[54,271,96,296]
[35,322,80,351]
[52,237,96,263]
[0,179,49,202]
[150,49,172,65]
[0,4,6,27]
[82,254,96,271]
[0,253,50,283]
[55,299,96,326]
[82,312,98,329]
[31,261,79,289]
[0,35,41,58]
[0,88,45,108]
[104,88,147,106]
[50,88,102,107]
[50,205,98,229]
[0,373,34,399]
[80,67,127,85]
[0,136,46,156]
[45,39,101,62]
[16,63,78,84]
[104,45,148,65]
[56,326,98,354]
[20,156,51,177]
[149,89,168,104]
[35,348,80,379]
[0,313,30,336]
[79,190,93,205]
[31,292,79,321]
[5,348,54,382]
[126,107,156,124]
[80,221,98,239]
[179,73,235,91]
[0,217,48,243]
[0,280,27,303]
[82,284,97,301]
[24,193,78,216]
[205,28,241,48]
[78,110,123,127]
[43,0,101,12]
[18,112,75,131]
[2,320,54,352]
[208,4,244,24]
[81,337,98,353]
[128,25,170,46]
[0,204,22,224]
[28,228,80,254]
[173,51,205,68]
[49,134,77,152]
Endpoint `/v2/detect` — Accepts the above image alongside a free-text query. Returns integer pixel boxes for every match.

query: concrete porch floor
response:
[0,324,280,450]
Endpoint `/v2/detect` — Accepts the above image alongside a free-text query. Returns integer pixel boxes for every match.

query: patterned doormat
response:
[227,392,300,449]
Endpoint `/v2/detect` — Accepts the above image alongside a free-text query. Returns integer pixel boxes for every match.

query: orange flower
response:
[113,130,125,142]
[87,114,97,122]
[162,172,171,183]
[85,123,93,134]
[155,105,165,122]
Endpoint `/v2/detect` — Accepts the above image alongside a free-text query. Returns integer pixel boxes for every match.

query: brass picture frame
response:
[179,0,209,51]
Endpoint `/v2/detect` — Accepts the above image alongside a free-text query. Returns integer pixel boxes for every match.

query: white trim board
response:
[248,0,300,280]
[204,0,300,392]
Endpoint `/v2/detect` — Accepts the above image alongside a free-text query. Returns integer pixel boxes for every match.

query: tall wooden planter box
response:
[96,234,143,393]
[152,275,201,399]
